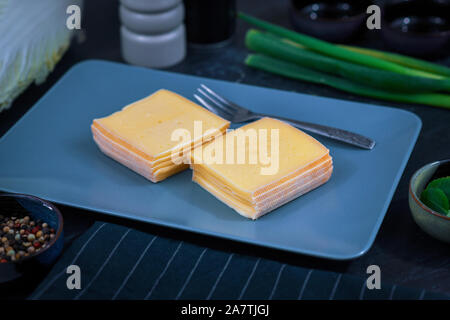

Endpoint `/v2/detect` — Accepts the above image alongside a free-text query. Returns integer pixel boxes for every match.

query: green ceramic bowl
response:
[409,159,450,243]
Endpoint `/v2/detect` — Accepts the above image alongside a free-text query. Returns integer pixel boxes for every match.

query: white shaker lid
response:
[120,0,181,13]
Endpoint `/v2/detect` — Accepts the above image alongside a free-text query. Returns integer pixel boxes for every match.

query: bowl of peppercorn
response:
[0,193,64,284]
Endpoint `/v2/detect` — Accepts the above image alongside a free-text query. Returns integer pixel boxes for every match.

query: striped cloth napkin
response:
[30,222,448,300]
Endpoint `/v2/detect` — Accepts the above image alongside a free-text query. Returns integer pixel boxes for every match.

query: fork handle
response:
[263,115,375,150]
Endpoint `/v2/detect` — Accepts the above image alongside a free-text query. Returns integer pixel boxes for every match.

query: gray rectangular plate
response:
[0,60,421,260]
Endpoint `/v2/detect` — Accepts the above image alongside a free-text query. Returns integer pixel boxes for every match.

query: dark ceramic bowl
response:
[289,0,372,42]
[409,160,450,243]
[381,0,450,57]
[0,193,64,284]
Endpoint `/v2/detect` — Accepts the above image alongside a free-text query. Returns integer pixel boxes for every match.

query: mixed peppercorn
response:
[0,214,56,263]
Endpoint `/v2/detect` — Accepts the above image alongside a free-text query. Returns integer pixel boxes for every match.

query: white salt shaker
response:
[120,0,186,68]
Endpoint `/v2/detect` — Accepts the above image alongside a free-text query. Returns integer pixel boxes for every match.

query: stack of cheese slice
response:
[92,89,230,182]
[191,117,333,220]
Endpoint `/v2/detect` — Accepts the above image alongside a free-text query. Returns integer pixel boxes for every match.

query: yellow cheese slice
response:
[191,117,331,196]
[190,117,333,219]
[93,89,230,160]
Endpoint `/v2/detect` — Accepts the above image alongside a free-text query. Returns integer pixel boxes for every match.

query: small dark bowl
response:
[381,0,450,57]
[289,0,372,42]
[0,193,64,284]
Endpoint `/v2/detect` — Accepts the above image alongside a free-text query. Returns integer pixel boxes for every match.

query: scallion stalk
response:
[339,45,450,78]
[238,12,443,80]
[245,54,450,109]
[245,29,450,93]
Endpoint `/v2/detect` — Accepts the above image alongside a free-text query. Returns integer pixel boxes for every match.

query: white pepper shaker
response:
[120,0,186,68]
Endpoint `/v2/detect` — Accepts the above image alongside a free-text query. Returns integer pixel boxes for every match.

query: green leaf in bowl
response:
[427,177,450,200]
[420,187,450,216]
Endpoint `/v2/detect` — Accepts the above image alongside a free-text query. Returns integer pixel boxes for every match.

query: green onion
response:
[238,12,443,80]
[245,29,450,93]
[339,45,450,78]
[245,54,450,109]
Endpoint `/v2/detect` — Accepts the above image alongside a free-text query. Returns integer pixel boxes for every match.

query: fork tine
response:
[197,88,234,115]
[200,84,239,111]
[193,94,231,120]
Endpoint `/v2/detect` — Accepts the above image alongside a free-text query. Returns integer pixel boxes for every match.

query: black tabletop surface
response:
[1,0,449,299]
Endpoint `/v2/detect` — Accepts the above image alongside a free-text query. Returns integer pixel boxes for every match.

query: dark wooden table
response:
[1,0,449,299]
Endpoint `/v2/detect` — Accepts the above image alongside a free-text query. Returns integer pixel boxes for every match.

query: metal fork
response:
[194,84,375,150]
